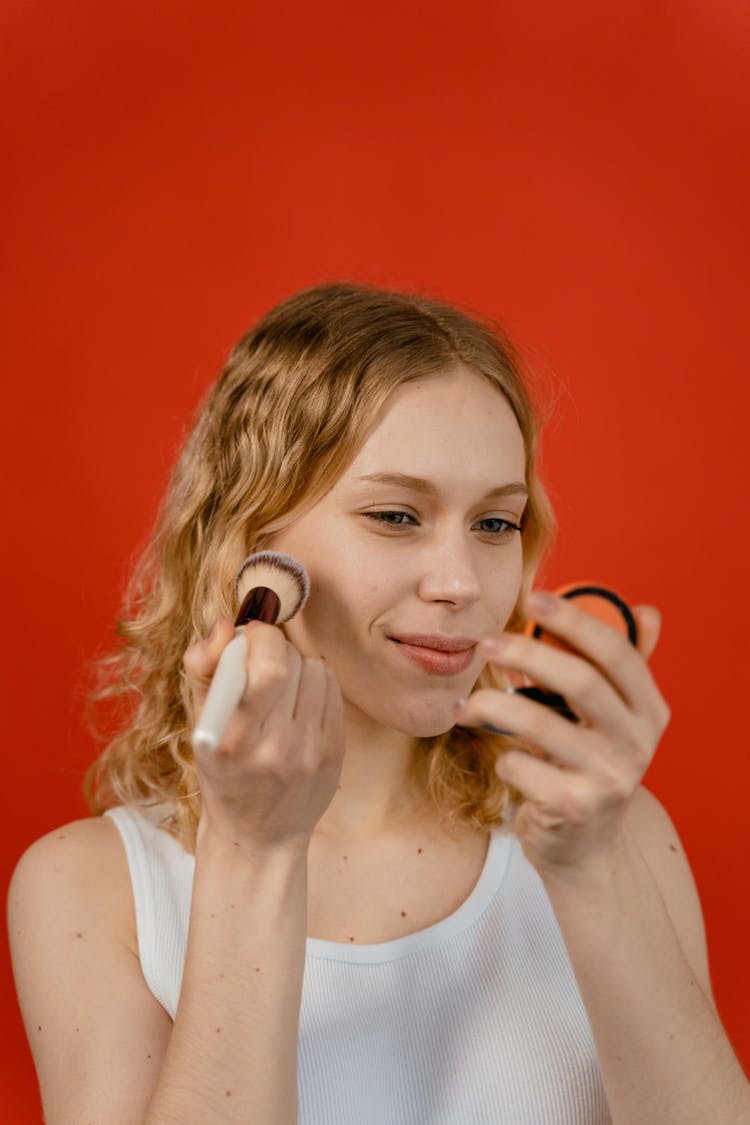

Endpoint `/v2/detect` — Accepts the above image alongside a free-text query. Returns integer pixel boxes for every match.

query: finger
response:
[456,686,598,770]
[261,641,302,726]
[320,667,345,759]
[239,621,299,721]
[519,591,666,721]
[290,661,346,778]
[479,632,635,736]
[183,618,237,698]
[292,656,328,727]
[633,605,662,662]
[495,748,594,817]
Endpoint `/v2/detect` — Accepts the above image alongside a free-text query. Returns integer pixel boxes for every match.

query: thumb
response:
[633,605,662,662]
[183,618,236,699]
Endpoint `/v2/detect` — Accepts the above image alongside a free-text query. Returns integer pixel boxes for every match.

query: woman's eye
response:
[476,517,522,537]
[365,511,416,527]
[363,512,522,537]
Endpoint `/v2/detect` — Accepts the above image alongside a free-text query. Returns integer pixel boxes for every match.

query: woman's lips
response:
[389,638,476,675]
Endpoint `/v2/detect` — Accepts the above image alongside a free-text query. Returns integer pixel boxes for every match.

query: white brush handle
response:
[192,630,248,753]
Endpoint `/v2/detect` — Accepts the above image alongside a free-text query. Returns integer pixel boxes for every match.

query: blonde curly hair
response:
[85,281,557,850]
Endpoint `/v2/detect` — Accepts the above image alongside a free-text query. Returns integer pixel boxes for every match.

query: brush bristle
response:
[235,551,310,623]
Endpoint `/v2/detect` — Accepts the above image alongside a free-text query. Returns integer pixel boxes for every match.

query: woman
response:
[8,283,749,1124]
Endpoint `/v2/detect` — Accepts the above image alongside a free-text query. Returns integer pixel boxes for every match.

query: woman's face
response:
[266,365,528,740]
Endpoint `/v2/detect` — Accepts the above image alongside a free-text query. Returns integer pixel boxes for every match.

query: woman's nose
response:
[415,534,482,605]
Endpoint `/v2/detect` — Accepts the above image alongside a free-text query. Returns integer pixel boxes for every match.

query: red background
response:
[2,0,749,1117]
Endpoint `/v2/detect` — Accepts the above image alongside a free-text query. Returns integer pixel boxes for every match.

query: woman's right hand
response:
[183,619,345,851]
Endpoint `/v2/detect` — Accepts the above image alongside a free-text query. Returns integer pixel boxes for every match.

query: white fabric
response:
[106,804,611,1124]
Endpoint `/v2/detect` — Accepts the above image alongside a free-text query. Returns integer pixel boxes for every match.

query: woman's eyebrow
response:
[354,472,528,501]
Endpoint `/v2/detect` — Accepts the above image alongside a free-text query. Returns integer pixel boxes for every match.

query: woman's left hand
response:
[454,591,671,879]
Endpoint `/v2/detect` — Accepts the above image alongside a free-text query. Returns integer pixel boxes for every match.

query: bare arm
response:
[540,793,750,1125]
[8,817,173,1124]
[9,817,310,1125]
[146,831,308,1123]
[460,594,750,1125]
[9,619,345,1124]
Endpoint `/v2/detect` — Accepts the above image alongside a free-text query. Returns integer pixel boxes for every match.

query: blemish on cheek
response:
[349,936,355,942]
[75,932,84,939]
[417,848,423,854]
[669,844,677,853]
[400,910,407,917]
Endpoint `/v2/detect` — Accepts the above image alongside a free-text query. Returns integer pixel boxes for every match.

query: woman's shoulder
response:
[8,814,174,1122]
[8,814,137,955]
[12,813,128,879]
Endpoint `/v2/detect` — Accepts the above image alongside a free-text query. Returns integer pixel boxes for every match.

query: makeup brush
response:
[192,551,310,753]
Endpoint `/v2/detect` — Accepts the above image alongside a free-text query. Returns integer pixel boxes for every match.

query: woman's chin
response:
[343,692,466,741]
[390,708,461,740]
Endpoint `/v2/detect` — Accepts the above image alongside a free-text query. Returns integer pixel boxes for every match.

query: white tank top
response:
[106,804,611,1124]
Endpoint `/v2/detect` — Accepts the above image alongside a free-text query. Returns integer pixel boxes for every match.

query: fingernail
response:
[480,634,510,654]
[527,590,556,616]
[454,698,467,713]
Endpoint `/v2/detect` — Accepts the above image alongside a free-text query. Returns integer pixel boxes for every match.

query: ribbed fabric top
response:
[106,804,611,1124]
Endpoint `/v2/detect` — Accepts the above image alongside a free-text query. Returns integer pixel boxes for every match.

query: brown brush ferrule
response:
[235,586,281,626]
